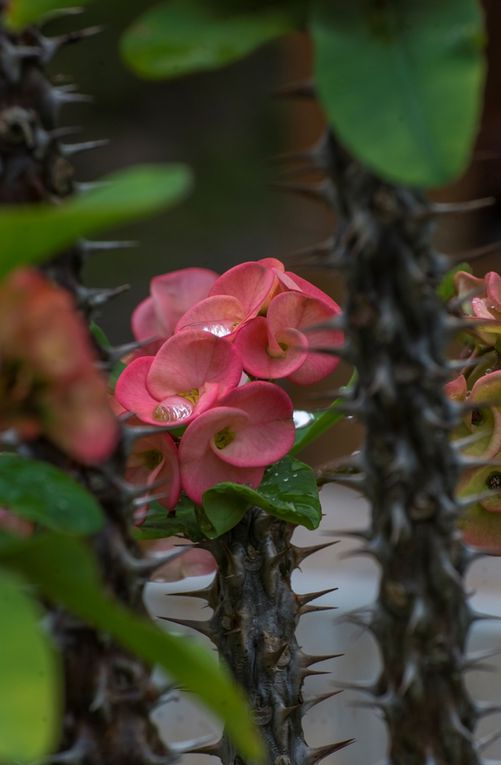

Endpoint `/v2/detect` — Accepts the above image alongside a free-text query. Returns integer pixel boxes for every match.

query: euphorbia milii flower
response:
[179,381,294,504]
[132,267,218,352]
[125,429,180,523]
[234,291,342,384]
[176,261,277,337]
[0,268,117,464]
[454,270,501,347]
[115,329,242,426]
[446,371,501,460]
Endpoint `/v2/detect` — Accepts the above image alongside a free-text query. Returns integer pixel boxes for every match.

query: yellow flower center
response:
[214,426,235,450]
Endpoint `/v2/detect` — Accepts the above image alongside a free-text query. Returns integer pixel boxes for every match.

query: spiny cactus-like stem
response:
[0,15,176,763]
[179,510,350,765]
[325,134,482,764]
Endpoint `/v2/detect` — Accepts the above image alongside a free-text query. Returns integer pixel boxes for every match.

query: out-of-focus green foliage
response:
[6,0,93,29]
[0,455,104,535]
[311,0,486,186]
[121,0,303,79]
[0,570,60,764]
[437,262,473,301]
[1,533,265,762]
[0,165,192,279]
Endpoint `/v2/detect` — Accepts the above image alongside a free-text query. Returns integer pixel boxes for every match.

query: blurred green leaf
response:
[6,0,92,29]
[3,533,264,762]
[311,0,486,186]
[0,164,192,279]
[437,262,472,301]
[0,454,104,534]
[202,456,322,536]
[0,569,60,763]
[122,0,303,79]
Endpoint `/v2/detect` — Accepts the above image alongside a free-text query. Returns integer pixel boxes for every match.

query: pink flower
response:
[132,267,218,352]
[446,371,501,460]
[454,270,501,347]
[125,429,180,523]
[179,381,295,504]
[115,329,242,427]
[176,261,276,338]
[0,268,118,464]
[234,291,342,383]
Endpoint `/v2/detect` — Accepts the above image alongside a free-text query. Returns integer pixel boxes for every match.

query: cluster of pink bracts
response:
[116,259,342,509]
[446,270,501,550]
[0,269,118,463]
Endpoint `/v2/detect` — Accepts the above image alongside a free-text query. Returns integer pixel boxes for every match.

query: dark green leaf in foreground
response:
[2,533,264,762]
[0,569,60,763]
[311,0,486,186]
[121,0,303,79]
[0,164,192,278]
[0,454,104,534]
[202,456,322,537]
[6,0,93,29]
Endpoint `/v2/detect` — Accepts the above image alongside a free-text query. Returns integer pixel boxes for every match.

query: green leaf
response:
[134,495,205,541]
[2,533,264,762]
[291,372,355,455]
[121,0,302,80]
[6,0,93,29]
[0,454,104,534]
[202,456,322,536]
[437,262,472,301]
[311,0,486,186]
[0,164,192,279]
[0,569,60,763]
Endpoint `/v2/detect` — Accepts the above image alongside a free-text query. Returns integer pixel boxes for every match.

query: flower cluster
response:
[448,269,501,551]
[0,269,118,463]
[116,259,342,508]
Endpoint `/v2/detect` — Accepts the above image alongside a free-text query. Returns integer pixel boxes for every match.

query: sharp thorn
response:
[306,739,354,763]
[299,651,343,667]
[272,178,336,208]
[75,180,108,193]
[446,240,501,265]
[62,139,109,156]
[299,604,337,616]
[81,239,139,253]
[157,615,214,640]
[292,540,339,566]
[77,284,130,308]
[302,690,343,713]
[428,197,496,216]
[106,336,157,362]
[132,492,170,508]
[477,728,501,753]
[296,587,338,607]
[169,735,220,755]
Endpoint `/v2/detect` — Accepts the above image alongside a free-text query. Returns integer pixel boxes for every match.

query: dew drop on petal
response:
[293,410,315,429]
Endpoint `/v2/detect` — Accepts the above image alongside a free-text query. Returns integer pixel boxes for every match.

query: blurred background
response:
[48,1,501,762]
[49,0,501,467]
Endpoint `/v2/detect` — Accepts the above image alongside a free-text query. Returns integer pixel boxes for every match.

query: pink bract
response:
[446,371,501,460]
[454,270,501,346]
[179,381,295,504]
[132,267,218,351]
[0,268,118,464]
[125,430,181,523]
[115,329,242,426]
[176,261,275,337]
[234,291,342,384]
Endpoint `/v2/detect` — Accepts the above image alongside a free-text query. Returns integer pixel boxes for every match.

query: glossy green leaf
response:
[0,454,104,534]
[122,0,302,80]
[311,0,486,186]
[6,0,92,29]
[2,533,264,762]
[0,569,60,763]
[134,495,205,542]
[202,456,322,536]
[0,164,192,279]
